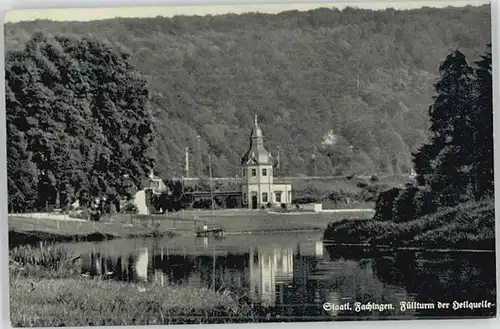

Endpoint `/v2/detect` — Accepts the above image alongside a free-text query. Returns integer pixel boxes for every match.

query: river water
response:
[59,232,496,320]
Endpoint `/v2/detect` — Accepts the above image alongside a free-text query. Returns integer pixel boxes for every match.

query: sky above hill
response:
[4,0,490,23]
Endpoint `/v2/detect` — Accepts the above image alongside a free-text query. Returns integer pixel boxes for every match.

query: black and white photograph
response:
[2,0,497,326]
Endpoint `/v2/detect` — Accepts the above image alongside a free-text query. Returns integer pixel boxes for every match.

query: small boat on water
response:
[193,154,225,238]
[195,223,224,237]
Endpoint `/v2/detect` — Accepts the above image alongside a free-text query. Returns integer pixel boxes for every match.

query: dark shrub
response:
[214,196,225,209]
[292,195,317,204]
[266,202,272,208]
[392,186,419,223]
[225,196,239,209]
[373,187,402,222]
[192,199,212,209]
[122,201,139,214]
[327,191,343,203]
[89,208,101,221]
[281,203,287,210]
[412,188,439,217]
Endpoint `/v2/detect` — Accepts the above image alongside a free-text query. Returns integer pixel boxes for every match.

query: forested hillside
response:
[4,5,491,178]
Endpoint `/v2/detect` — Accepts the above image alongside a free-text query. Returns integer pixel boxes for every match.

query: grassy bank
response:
[9,277,259,326]
[323,200,495,250]
[8,216,175,248]
[7,244,324,326]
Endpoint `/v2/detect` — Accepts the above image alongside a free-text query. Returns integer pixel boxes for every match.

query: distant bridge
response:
[182,190,244,207]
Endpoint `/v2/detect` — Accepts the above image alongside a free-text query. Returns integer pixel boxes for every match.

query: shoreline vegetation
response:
[324,198,495,251]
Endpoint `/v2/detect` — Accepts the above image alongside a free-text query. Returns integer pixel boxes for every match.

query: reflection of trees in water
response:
[372,251,496,318]
[152,253,250,294]
[324,246,496,318]
[154,254,196,285]
[287,255,318,309]
[325,245,383,261]
[81,249,149,282]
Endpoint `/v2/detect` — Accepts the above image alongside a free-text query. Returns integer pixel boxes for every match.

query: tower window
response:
[243,170,246,177]
[262,192,268,203]
[251,169,257,176]
[262,168,267,176]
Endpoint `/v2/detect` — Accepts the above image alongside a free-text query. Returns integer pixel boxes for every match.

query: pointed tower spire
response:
[250,113,263,140]
[241,113,271,165]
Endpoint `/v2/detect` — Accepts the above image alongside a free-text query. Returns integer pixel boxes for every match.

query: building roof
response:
[241,114,278,167]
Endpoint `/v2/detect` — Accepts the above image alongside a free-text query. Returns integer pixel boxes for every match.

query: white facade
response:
[249,246,294,307]
[241,115,292,209]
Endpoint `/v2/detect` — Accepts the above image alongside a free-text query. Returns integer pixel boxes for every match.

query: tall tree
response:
[413,50,474,205]
[5,32,155,211]
[413,46,493,205]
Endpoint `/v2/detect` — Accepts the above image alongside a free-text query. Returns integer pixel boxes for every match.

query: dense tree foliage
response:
[413,44,493,206]
[6,32,155,212]
[4,5,491,179]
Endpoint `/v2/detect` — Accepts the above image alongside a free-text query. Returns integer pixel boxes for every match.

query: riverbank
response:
[111,209,371,235]
[10,277,257,326]
[323,200,495,251]
[8,216,176,247]
[9,209,373,247]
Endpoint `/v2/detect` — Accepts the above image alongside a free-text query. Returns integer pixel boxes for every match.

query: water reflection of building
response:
[134,248,149,281]
[154,269,166,286]
[249,241,324,307]
[249,246,294,306]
